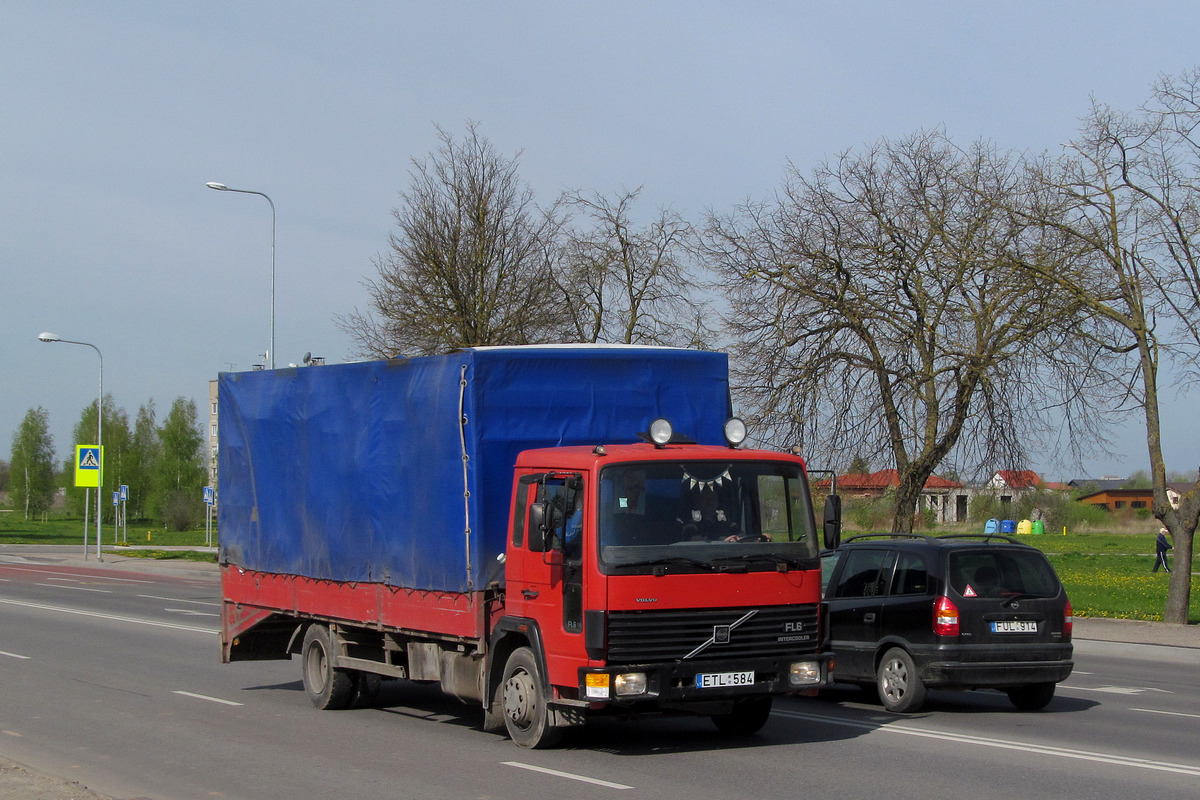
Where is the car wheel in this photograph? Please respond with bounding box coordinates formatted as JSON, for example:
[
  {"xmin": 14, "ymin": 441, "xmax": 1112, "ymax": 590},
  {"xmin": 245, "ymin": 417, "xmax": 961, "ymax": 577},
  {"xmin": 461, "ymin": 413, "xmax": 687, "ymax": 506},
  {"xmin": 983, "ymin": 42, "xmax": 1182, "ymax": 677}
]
[
  {"xmin": 1006, "ymin": 682, "xmax": 1056, "ymax": 711},
  {"xmin": 301, "ymin": 624, "xmax": 355, "ymax": 710},
  {"xmin": 877, "ymin": 647, "xmax": 926, "ymax": 713},
  {"xmin": 711, "ymin": 697, "xmax": 773, "ymax": 736}
]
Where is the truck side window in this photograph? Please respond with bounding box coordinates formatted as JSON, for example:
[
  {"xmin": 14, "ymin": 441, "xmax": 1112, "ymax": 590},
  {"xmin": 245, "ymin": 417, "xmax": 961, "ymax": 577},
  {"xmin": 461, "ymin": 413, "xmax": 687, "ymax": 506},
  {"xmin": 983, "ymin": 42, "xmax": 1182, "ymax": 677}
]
[{"xmin": 511, "ymin": 477, "xmax": 535, "ymax": 548}]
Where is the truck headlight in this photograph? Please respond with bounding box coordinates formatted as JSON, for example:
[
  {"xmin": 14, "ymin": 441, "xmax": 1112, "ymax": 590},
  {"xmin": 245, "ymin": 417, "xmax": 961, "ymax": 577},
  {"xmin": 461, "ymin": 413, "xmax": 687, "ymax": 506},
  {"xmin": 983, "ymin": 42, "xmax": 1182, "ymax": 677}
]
[
  {"xmin": 788, "ymin": 661, "xmax": 822, "ymax": 686},
  {"xmin": 614, "ymin": 672, "xmax": 648, "ymax": 696}
]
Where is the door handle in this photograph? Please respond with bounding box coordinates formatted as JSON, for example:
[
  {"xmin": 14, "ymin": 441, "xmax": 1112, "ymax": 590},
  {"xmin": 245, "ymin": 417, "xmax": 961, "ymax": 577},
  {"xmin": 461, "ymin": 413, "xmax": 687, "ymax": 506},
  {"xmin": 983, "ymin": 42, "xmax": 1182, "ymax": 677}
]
[
  {"xmin": 863, "ymin": 612, "xmax": 876, "ymax": 623},
  {"xmin": 522, "ymin": 589, "xmax": 539, "ymax": 599}
]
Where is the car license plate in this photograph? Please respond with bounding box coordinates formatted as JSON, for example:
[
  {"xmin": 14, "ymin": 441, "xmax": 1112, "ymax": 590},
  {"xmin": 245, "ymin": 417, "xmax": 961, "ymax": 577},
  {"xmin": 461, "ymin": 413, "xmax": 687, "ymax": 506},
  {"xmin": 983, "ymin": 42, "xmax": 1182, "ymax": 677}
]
[
  {"xmin": 991, "ymin": 620, "xmax": 1037, "ymax": 633},
  {"xmin": 695, "ymin": 670, "xmax": 755, "ymax": 688}
]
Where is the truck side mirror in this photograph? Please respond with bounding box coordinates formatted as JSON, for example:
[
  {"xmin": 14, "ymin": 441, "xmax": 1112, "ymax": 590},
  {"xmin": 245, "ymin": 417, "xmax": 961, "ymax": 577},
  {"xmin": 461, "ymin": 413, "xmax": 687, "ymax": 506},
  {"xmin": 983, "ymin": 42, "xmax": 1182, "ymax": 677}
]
[
  {"xmin": 823, "ymin": 494, "xmax": 842, "ymax": 550},
  {"xmin": 527, "ymin": 502, "xmax": 548, "ymax": 552}
]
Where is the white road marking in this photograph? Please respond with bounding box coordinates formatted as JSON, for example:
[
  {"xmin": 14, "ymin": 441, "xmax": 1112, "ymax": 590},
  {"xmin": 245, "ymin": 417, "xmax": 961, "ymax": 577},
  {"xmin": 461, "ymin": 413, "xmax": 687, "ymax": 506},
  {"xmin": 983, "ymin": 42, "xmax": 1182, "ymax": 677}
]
[
  {"xmin": 503, "ymin": 761, "xmax": 633, "ymax": 790},
  {"xmin": 3, "ymin": 566, "xmax": 153, "ymax": 584},
  {"xmin": 774, "ymin": 709, "xmax": 1200, "ymax": 776},
  {"xmin": 1065, "ymin": 685, "xmax": 1172, "ymax": 695},
  {"xmin": 0, "ymin": 650, "xmax": 31, "ymax": 660},
  {"xmin": 35, "ymin": 583, "xmax": 112, "ymax": 594},
  {"xmin": 0, "ymin": 598, "xmax": 218, "ymax": 634},
  {"xmin": 1133, "ymin": 707, "xmax": 1200, "ymax": 719},
  {"xmin": 173, "ymin": 691, "xmax": 243, "ymax": 706},
  {"xmin": 137, "ymin": 594, "xmax": 220, "ymax": 607}
]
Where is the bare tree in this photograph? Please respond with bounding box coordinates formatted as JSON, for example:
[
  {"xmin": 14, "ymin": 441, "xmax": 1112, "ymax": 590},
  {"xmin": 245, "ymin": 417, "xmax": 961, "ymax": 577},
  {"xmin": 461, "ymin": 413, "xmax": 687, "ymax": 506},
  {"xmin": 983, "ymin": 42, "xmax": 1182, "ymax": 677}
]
[
  {"xmin": 553, "ymin": 188, "xmax": 711, "ymax": 347},
  {"xmin": 1023, "ymin": 69, "xmax": 1200, "ymax": 623},
  {"xmin": 339, "ymin": 123, "xmax": 567, "ymax": 357},
  {"xmin": 705, "ymin": 130, "xmax": 1103, "ymax": 534}
]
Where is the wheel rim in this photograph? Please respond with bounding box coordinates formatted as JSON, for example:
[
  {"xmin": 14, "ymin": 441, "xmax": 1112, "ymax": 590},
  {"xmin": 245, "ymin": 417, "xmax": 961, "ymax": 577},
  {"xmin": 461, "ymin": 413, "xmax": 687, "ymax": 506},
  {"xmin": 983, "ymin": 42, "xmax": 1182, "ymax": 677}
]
[
  {"xmin": 881, "ymin": 657, "xmax": 908, "ymax": 704},
  {"xmin": 306, "ymin": 642, "xmax": 328, "ymax": 694},
  {"xmin": 503, "ymin": 667, "xmax": 536, "ymax": 729}
]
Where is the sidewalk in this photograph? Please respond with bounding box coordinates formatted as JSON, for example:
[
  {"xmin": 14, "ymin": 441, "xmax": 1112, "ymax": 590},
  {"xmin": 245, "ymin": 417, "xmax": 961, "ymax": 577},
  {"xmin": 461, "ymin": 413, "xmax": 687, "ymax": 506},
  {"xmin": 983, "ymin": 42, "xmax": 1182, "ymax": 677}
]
[
  {"xmin": 1071, "ymin": 615, "xmax": 1200, "ymax": 649},
  {"xmin": 0, "ymin": 543, "xmax": 218, "ymax": 578}
]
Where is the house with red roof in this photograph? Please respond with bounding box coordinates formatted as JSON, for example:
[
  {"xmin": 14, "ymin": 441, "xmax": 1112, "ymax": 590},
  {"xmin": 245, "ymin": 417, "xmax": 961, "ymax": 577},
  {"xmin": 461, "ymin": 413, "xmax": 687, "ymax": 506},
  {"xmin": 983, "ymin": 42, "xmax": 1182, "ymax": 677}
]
[{"xmin": 824, "ymin": 469, "xmax": 967, "ymax": 523}]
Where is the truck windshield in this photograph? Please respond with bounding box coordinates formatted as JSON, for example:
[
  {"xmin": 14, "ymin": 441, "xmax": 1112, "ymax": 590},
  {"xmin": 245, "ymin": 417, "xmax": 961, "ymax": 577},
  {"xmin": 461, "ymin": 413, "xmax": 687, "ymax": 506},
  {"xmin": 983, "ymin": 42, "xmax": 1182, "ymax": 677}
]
[{"xmin": 598, "ymin": 461, "xmax": 819, "ymax": 573}]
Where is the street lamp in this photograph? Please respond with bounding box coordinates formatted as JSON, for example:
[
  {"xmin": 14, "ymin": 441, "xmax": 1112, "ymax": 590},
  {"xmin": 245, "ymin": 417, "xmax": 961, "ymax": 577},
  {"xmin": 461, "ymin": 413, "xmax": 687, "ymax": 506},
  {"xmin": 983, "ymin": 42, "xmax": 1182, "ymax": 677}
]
[
  {"xmin": 206, "ymin": 181, "xmax": 277, "ymax": 370},
  {"xmin": 37, "ymin": 332, "xmax": 104, "ymax": 562}
]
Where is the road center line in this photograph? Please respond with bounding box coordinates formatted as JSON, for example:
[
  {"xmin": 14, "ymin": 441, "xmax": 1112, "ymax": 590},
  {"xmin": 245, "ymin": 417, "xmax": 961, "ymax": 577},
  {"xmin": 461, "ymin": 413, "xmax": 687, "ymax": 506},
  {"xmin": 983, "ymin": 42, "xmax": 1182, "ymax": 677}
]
[
  {"xmin": 0, "ymin": 598, "xmax": 218, "ymax": 634},
  {"xmin": 773, "ymin": 710, "xmax": 1200, "ymax": 777},
  {"xmin": 137, "ymin": 594, "xmax": 220, "ymax": 607},
  {"xmin": 0, "ymin": 650, "xmax": 31, "ymax": 660},
  {"xmin": 502, "ymin": 761, "xmax": 633, "ymax": 790},
  {"xmin": 35, "ymin": 583, "xmax": 112, "ymax": 594},
  {"xmin": 173, "ymin": 690, "xmax": 243, "ymax": 706},
  {"xmin": 2, "ymin": 566, "xmax": 154, "ymax": 584}
]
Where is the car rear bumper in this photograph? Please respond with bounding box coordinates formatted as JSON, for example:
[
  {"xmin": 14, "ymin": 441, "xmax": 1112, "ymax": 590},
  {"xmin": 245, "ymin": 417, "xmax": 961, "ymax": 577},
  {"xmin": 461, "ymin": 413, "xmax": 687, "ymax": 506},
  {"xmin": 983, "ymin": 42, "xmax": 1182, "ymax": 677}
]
[{"xmin": 920, "ymin": 658, "xmax": 1074, "ymax": 688}]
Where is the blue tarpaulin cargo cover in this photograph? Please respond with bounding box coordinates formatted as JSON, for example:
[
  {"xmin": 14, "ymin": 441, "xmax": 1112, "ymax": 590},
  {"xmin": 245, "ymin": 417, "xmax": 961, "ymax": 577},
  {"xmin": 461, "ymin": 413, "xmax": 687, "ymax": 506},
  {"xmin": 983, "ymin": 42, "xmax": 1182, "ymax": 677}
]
[{"xmin": 218, "ymin": 345, "xmax": 731, "ymax": 592}]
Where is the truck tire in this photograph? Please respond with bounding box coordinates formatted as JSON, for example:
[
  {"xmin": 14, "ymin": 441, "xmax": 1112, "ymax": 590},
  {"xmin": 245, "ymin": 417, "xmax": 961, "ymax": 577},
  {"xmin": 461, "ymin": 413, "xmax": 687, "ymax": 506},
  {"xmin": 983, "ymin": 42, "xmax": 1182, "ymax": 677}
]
[
  {"xmin": 353, "ymin": 672, "xmax": 383, "ymax": 707},
  {"xmin": 302, "ymin": 624, "xmax": 355, "ymax": 710},
  {"xmin": 877, "ymin": 647, "xmax": 926, "ymax": 713},
  {"xmin": 711, "ymin": 696, "xmax": 773, "ymax": 736},
  {"xmin": 1006, "ymin": 682, "xmax": 1056, "ymax": 711},
  {"xmin": 500, "ymin": 647, "xmax": 562, "ymax": 748}
]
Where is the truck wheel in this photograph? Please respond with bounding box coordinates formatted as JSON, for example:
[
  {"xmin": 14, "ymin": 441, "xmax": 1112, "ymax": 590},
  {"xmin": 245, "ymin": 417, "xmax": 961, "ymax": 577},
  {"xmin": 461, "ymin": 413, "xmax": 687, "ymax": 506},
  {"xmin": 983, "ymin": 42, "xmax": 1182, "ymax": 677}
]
[
  {"xmin": 711, "ymin": 697, "xmax": 773, "ymax": 736},
  {"xmin": 877, "ymin": 647, "xmax": 926, "ymax": 713},
  {"xmin": 302, "ymin": 624, "xmax": 354, "ymax": 710},
  {"xmin": 353, "ymin": 672, "xmax": 383, "ymax": 707},
  {"xmin": 501, "ymin": 647, "xmax": 562, "ymax": 748},
  {"xmin": 1006, "ymin": 682, "xmax": 1056, "ymax": 711}
]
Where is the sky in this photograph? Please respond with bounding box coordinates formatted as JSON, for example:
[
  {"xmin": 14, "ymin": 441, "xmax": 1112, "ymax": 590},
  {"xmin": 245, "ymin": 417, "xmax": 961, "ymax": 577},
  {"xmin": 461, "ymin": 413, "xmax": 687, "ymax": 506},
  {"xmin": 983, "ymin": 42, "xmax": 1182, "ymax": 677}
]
[{"xmin": 4, "ymin": 1, "xmax": 1199, "ymax": 482}]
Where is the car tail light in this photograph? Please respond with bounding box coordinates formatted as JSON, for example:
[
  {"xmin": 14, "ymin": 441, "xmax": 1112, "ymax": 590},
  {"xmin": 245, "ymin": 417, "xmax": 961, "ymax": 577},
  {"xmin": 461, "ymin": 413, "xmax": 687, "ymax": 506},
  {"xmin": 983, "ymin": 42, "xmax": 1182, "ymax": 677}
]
[
  {"xmin": 934, "ymin": 595, "xmax": 959, "ymax": 637},
  {"xmin": 1063, "ymin": 598, "xmax": 1073, "ymax": 639}
]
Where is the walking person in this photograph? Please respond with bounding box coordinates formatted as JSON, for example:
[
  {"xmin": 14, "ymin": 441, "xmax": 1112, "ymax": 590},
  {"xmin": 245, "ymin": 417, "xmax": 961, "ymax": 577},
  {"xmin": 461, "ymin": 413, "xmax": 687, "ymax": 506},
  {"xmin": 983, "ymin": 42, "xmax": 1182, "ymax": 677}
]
[{"xmin": 1153, "ymin": 528, "xmax": 1172, "ymax": 573}]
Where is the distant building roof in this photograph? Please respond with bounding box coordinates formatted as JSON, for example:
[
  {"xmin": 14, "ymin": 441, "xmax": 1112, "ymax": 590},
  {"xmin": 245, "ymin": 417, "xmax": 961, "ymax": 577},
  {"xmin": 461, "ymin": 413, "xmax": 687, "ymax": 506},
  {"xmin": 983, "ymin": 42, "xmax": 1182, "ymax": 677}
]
[
  {"xmin": 993, "ymin": 470, "xmax": 1043, "ymax": 490},
  {"xmin": 830, "ymin": 469, "xmax": 962, "ymax": 492},
  {"xmin": 1068, "ymin": 478, "xmax": 1128, "ymax": 492}
]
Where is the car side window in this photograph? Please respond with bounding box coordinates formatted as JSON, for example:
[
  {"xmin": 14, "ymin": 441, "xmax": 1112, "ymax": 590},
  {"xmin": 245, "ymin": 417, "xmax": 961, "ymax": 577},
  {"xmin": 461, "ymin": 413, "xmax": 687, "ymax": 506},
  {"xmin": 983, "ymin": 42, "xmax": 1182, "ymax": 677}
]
[
  {"xmin": 833, "ymin": 549, "xmax": 890, "ymax": 598},
  {"xmin": 890, "ymin": 551, "xmax": 930, "ymax": 595}
]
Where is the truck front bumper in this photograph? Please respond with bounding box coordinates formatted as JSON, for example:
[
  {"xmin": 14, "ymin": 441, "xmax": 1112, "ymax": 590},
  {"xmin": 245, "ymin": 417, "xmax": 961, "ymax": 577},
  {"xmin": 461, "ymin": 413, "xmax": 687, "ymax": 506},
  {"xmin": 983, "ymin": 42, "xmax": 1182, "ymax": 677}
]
[{"xmin": 579, "ymin": 653, "xmax": 833, "ymax": 705}]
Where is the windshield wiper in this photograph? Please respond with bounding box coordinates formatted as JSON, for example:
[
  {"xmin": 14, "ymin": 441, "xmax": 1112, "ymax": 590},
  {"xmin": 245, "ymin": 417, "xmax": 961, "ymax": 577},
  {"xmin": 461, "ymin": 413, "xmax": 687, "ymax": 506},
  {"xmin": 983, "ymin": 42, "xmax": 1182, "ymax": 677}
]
[
  {"xmin": 1001, "ymin": 593, "xmax": 1048, "ymax": 607},
  {"xmin": 712, "ymin": 553, "xmax": 809, "ymax": 571},
  {"xmin": 623, "ymin": 556, "xmax": 715, "ymax": 575}
]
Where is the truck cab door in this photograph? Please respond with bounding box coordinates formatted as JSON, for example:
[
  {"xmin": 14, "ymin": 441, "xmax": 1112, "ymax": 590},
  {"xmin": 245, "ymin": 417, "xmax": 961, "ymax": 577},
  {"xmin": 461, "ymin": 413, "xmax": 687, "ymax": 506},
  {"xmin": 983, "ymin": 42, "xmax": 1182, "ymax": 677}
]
[{"xmin": 507, "ymin": 473, "xmax": 586, "ymax": 638}]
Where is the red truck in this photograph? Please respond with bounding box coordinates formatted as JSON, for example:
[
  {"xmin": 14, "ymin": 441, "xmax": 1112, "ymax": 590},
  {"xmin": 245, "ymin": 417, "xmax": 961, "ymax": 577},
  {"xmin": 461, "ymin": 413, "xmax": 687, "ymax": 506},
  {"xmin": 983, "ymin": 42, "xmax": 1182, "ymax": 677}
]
[{"xmin": 219, "ymin": 346, "xmax": 834, "ymax": 747}]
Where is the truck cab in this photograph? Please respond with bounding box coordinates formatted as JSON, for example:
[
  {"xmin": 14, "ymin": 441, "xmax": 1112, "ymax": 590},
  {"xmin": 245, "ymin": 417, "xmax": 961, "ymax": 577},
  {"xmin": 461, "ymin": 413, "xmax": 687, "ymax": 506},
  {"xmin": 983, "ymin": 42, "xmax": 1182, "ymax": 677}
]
[{"xmin": 496, "ymin": 419, "xmax": 830, "ymax": 746}]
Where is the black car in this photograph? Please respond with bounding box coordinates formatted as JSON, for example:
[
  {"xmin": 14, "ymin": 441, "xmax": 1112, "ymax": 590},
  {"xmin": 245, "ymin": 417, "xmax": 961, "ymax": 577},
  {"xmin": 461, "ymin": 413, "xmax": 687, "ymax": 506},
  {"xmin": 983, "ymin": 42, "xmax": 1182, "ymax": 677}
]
[{"xmin": 822, "ymin": 533, "xmax": 1073, "ymax": 713}]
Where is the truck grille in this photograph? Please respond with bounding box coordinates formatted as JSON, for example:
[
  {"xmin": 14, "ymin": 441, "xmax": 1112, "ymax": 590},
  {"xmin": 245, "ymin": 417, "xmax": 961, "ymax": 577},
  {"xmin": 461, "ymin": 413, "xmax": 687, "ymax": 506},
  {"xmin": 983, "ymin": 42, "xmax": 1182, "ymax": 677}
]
[{"xmin": 606, "ymin": 605, "xmax": 820, "ymax": 662}]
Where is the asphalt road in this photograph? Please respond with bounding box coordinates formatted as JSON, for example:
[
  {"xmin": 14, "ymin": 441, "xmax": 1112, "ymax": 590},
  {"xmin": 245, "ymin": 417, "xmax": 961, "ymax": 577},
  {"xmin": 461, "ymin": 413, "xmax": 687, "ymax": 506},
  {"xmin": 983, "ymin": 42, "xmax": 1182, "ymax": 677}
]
[{"xmin": 2, "ymin": 547, "xmax": 1199, "ymax": 800}]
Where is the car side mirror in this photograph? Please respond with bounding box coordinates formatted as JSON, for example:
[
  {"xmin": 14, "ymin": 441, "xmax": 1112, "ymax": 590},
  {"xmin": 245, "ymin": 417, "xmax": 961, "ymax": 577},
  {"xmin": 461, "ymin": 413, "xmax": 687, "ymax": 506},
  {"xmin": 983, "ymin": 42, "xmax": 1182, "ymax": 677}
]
[{"xmin": 823, "ymin": 494, "xmax": 842, "ymax": 550}]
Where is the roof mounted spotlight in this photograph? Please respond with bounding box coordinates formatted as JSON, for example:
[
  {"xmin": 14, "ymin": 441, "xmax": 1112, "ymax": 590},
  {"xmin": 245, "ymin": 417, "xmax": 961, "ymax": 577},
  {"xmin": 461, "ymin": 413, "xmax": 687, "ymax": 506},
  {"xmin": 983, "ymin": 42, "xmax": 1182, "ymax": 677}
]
[
  {"xmin": 648, "ymin": 418, "xmax": 674, "ymax": 447},
  {"xmin": 723, "ymin": 417, "xmax": 747, "ymax": 448},
  {"xmin": 790, "ymin": 445, "xmax": 803, "ymax": 456}
]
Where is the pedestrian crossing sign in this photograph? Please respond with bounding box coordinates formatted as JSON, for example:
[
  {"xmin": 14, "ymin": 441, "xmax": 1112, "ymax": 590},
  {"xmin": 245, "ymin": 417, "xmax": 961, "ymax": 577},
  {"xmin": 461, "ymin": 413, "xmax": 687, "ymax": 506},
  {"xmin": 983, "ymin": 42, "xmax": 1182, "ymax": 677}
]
[{"xmin": 75, "ymin": 445, "xmax": 103, "ymax": 488}]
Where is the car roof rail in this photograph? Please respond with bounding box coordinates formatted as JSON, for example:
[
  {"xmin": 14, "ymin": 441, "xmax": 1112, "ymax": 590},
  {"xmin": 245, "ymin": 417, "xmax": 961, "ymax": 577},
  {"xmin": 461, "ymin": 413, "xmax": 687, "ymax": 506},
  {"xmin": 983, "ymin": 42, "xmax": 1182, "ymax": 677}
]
[
  {"xmin": 937, "ymin": 533, "xmax": 1026, "ymax": 545},
  {"xmin": 840, "ymin": 533, "xmax": 937, "ymax": 545}
]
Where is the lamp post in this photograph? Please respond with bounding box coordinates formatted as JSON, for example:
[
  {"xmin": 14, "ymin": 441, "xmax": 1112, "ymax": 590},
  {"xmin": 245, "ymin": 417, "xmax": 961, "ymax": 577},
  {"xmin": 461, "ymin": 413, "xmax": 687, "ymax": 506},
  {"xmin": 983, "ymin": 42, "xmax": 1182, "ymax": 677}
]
[
  {"xmin": 206, "ymin": 182, "xmax": 276, "ymax": 369},
  {"xmin": 38, "ymin": 332, "xmax": 104, "ymax": 562}
]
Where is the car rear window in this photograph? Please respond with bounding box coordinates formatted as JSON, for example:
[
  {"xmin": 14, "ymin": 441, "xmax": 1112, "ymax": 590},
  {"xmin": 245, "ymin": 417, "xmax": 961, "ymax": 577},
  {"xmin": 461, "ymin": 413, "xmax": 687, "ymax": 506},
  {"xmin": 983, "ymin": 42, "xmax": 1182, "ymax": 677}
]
[{"xmin": 949, "ymin": 549, "xmax": 1060, "ymax": 598}]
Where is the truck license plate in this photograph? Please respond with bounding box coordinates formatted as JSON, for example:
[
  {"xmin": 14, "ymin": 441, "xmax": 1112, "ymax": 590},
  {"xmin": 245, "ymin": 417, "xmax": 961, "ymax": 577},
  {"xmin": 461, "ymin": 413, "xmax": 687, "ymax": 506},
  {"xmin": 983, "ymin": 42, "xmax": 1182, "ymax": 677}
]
[
  {"xmin": 991, "ymin": 620, "xmax": 1037, "ymax": 633},
  {"xmin": 695, "ymin": 670, "xmax": 755, "ymax": 688}
]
